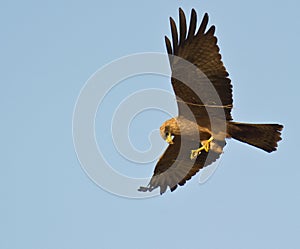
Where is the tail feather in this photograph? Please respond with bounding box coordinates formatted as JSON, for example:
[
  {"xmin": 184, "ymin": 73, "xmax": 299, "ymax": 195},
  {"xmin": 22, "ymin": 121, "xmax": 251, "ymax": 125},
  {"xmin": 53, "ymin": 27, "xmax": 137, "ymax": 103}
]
[{"xmin": 227, "ymin": 122, "xmax": 283, "ymax": 153}]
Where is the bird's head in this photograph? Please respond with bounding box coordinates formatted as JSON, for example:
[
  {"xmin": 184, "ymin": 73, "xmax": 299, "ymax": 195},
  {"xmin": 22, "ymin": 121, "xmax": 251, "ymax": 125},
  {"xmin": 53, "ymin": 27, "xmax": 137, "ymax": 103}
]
[{"xmin": 160, "ymin": 118, "xmax": 180, "ymax": 144}]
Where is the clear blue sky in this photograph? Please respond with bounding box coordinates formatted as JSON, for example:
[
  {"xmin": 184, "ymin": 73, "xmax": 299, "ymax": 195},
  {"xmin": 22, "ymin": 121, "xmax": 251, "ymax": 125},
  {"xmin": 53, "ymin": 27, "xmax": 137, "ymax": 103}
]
[{"xmin": 1, "ymin": 0, "xmax": 299, "ymax": 248}]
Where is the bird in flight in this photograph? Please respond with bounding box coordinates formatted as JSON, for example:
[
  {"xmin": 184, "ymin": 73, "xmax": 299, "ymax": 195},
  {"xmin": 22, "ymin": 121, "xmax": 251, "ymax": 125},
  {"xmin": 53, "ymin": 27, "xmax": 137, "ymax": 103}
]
[{"xmin": 138, "ymin": 8, "xmax": 283, "ymax": 194}]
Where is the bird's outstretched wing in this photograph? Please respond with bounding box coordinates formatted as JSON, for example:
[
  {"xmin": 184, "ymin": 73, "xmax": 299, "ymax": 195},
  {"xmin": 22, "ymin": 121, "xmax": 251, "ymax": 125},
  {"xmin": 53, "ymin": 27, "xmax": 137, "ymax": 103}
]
[
  {"xmin": 138, "ymin": 9, "xmax": 231, "ymax": 194},
  {"xmin": 139, "ymin": 137, "xmax": 226, "ymax": 194},
  {"xmin": 165, "ymin": 8, "xmax": 233, "ymax": 125}
]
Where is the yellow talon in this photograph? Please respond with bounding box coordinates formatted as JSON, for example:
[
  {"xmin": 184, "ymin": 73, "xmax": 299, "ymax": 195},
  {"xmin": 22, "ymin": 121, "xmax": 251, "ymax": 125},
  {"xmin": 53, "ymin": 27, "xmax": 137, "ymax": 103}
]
[
  {"xmin": 166, "ymin": 133, "xmax": 174, "ymax": 144},
  {"xmin": 190, "ymin": 149, "xmax": 200, "ymax": 160},
  {"xmin": 190, "ymin": 136, "xmax": 214, "ymax": 160}
]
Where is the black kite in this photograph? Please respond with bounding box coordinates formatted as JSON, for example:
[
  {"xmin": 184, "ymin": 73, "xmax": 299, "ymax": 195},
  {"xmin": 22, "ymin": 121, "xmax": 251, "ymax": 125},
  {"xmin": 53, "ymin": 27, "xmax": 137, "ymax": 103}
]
[{"xmin": 138, "ymin": 9, "xmax": 283, "ymax": 194}]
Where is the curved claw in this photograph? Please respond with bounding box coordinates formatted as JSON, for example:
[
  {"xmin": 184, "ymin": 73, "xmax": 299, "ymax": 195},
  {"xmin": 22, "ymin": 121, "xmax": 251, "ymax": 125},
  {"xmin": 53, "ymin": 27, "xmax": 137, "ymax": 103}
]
[
  {"xmin": 190, "ymin": 149, "xmax": 200, "ymax": 160},
  {"xmin": 190, "ymin": 136, "xmax": 214, "ymax": 160},
  {"xmin": 202, "ymin": 142, "xmax": 210, "ymax": 152},
  {"xmin": 166, "ymin": 133, "xmax": 174, "ymax": 144}
]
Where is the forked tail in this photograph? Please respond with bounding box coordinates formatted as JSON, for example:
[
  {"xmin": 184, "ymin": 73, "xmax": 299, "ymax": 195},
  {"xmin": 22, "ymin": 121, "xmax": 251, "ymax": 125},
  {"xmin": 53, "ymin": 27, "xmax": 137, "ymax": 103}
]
[{"xmin": 227, "ymin": 122, "xmax": 283, "ymax": 152}]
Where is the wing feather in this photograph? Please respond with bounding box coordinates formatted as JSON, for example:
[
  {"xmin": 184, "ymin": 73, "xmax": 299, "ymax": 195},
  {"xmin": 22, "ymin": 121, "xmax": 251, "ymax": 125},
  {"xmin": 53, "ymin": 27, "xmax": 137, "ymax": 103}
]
[
  {"xmin": 196, "ymin": 13, "xmax": 209, "ymax": 36},
  {"xmin": 165, "ymin": 36, "xmax": 172, "ymax": 55},
  {"xmin": 168, "ymin": 9, "xmax": 233, "ymax": 123},
  {"xmin": 170, "ymin": 17, "xmax": 179, "ymax": 55},
  {"xmin": 179, "ymin": 8, "xmax": 187, "ymax": 46},
  {"xmin": 138, "ymin": 137, "xmax": 225, "ymax": 194},
  {"xmin": 187, "ymin": 9, "xmax": 197, "ymax": 39}
]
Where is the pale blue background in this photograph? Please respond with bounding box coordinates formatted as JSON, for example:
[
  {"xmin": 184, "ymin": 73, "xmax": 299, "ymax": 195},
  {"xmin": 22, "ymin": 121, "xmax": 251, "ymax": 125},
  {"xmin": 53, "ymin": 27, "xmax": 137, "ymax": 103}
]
[{"xmin": 1, "ymin": 0, "xmax": 299, "ymax": 248}]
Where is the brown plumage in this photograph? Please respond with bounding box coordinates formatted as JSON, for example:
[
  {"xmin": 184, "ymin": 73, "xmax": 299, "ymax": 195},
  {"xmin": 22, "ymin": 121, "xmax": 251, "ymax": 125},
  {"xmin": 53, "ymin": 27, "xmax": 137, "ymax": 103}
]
[{"xmin": 138, "ymin": 8, "xmax": 283, "ymax": 195}]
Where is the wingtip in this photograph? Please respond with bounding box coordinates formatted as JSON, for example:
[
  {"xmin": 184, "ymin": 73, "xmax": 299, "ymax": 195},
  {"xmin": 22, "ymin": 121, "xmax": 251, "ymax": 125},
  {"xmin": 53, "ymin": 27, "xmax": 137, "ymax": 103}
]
[
  {"xmin": 169, "ymin": 16, "xmax": 179, "ymax": 54},
  {"xmin": 137, "ymin": 186, "xmax": 148, "ymax": 192},
  {"xmin": 169, "ymin": 16, "xmax": 176, "ymax": 29},
  {"xmin": 164, "ymin": 35, "xmax": 172, "ymax": 55},
  {"xmin": 203, "ymin": 13, "xmax": 209, "ymax": 25},
  {"xmin": 196, "ymin": 12, "xmax": 210, "ymax": 36},
  {"xmin": 278, "ymin": 124, "xmax": 284, "ymax": 131},
  {"xmin": 187, "ymin": 9, "xmax": 197, "ymax": 39},
  {"xmin": 170, "ymin": 185, "xmax": 178, "ymax": 192},
  {"xmin": 207, "ymin": 25, "xmax": 216, "ymax": 35},
  {"xmin": 204, "ymin": 13, "xmax": 209, "ymax": 22},
  {"xmin": 179, "ymin": 7, "xmax": 184, "ymax": 18}
]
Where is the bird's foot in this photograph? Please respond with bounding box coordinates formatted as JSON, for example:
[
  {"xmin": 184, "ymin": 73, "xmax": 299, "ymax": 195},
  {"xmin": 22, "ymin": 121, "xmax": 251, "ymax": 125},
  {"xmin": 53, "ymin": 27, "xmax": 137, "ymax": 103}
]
[
  {"xmin": 190, "ymin": 136, "xmax": 214, "ymax": 159},
  {"xmin": 165, "ymin": 133, "xmax": 174, "ymax": 144}
]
